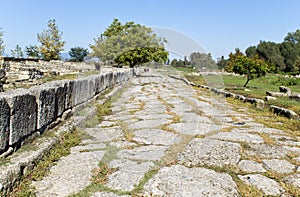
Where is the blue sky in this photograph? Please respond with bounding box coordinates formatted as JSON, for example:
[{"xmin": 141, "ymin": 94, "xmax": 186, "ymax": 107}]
[{"xmin": 1, "ymin": 0, "xmax": 299, "ymax": 59}]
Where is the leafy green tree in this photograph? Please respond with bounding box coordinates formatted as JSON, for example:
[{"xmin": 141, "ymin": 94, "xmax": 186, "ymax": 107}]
[
  {"xmin": 90, "ymin": 19, "xmax": 168, "ymax": 67},
  {"xmin": 245, "ymin": 46, "xmax": 257, "ymax": 58},
  {"xmin": 280, "ymin": 41, "xmax": 300, "ymax": 72},
  {"xmin": 284, "ymin": 29, "xmax": 300, "ymax": 44},
  {"xmin": 217, "ymin": 56, "xmax": 227, "ymax": 69},
  {"xmin": 68, "ymin": 47, "xmax": 88, "ymax": 62},
  {"xmin": 256, "ymin": 41, "xmax": 285, "ymax": 72},
  {"xmin": 11, "ymin": 45, "xmax": 23, "ymax": 58},
  {"xmin": 0, "ymin": 29, "xmax": 5, "ymax": 56},
  {"xmin": 25, "ymin": 45, "xmax": 40, "ymax": 58},
  {"xmin": 227, "ymin": 51, "xmax": 269, "ymax": 87},
  {"xmin": 37, "ymin": 19, "xmax": 65, "ymax": 60},
  {"xmin": 190, "ymin": 52, "xmax": 216, "ymax": 70}
]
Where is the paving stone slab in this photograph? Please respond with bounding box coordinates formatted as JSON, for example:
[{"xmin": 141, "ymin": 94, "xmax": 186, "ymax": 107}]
[
  {"xmin": 84, "ymin": 127, "xmax": 124, "ymax": 142},
  {"xmin": 238, "ymin": 174, "xmax": 285, "ymax": 196},
  {"xmin": 238, "ymin": 160, "xmax": 266, "ymax": 173},
  {"xmin": 208, "ymin": 131, "xmax": 264, "ymax": 144},
  {"xmin": 32, "ymin": 150, "xmax": 105, "ymax": 197},
  {"xmin": 128, "ymin": 119, "xmax": 169, "ymax": 130},
  {"xmin": 180, "ymin": 112, "xmax": 213, "ymax": 123},
  {"xmin": 244, "ymin": 144, "xmax": 291, "ymax": 159},
  {"xmin": 178, "ymin": 138, "xmax": 241, "ymax": 167},
  {"xmin": 143, "ymin": 165, "xmax": 240, "ymax": 196},
  {"xmin": 263, "ymin": 159, "xmax": 295, "ymax": 174},
  {"xmin": 117, "ymin": 145, "xmax": 167, "ymax": 161},
  {"xmin": 133, "ymin": 129, "xmax": 180, "ymax": 146},
  {"xmin": 284, "ymin": 173, "xmax": 300, "ymax": 189},
  {"xmin": 106, "ymin": 160, "xmax": 154, "ymax": 191},
  {"xmin": 169, "ymin": 122, "xmax": 219, "ymax": 136}
]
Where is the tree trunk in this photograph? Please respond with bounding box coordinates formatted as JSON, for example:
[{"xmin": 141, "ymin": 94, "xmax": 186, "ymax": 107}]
[{"xmin": 244, "ymin": 77, "xmax": 250, "ymax": 87}]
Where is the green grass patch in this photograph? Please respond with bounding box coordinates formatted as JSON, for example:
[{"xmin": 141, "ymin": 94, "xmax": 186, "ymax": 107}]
[
  {"xmin": 97, "ymin": 101, "xmax": 112, "ymax": 122},
  {"xmin": 8, "ymin": 127, "xmax": 81, "ymax": 196},
  {"xmin": 186, "ymin": 74, "xmax": 300, "ymax": 115}
]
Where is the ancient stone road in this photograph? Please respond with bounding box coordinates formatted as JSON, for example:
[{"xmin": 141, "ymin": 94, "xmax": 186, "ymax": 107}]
[{"xmin": 32, "ymin": 70, "xmax": 299, "ymax": 196}]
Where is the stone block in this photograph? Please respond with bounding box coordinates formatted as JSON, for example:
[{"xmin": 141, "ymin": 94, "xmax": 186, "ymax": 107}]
[
  {"xmin": 1, "ymin": 89, "xmax": 37, "ymax": 146},
  {"xmin": 266, "ymin": 91, "xmax": 287, "ymax": 97},
  {"xmin": 279, "ymin": 86, "xmax": 291, "ymax": 95},
  {"xmin": 30, "ymin": 85, "xmax": 56, "ymax": 131},
  {"xmin": 0, "ymin": 97, "xmax": 10, "ymax": 154},
  {"xmin": 65, "ymin": 80, "xmax": 74, "ymax": 109},
  {"xmin": 73, "ymin": 78, "xmax": 90, "ymax": 106},
  {"xmin": 47, "ymin": 81, "xmax": 68, "ymax": 117},
  {"xmin": 265, "ymin": 96, "xmax": 277, "ymax": 101},
  {"xmin": 270, "ymin": 105, "xmax": 299, "ymax": 119},
  {"xmin": 289, "ymin": 93, "xmax": 300, "ymax": 101}
]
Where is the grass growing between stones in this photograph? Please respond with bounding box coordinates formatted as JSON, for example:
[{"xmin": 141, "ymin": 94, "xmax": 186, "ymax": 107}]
[
  {"xmin": 8, "ymin": 127, "xmax": 81, "ymax": 197},
  {"xmin": 226, "ymin": 97, "xmax": 300, "ymax": 137},
  {"xmin": 118, "ymin": 121, "xmax": 134, "ymax": 142},
  {"xmin": 97, "ymin": 100, "xmax": 112, "ymax": 123}
]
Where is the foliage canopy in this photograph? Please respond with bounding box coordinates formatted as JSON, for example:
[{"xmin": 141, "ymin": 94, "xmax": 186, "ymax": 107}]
[
  {"xmin": 68, "ymin": 47, "xmax": 88, "ymax": 62},
  {"xmin": 37, "ymin": 19, "xmax": 65, "ymax": 61},
  {"xmin": 90, "ymin": 19, "xmax": 168, "ymax": 67}
]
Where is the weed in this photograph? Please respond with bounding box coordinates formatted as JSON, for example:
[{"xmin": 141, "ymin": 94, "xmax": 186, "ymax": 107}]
[{"xmin": 97, "ymin": 101, "xmax": 112, "ymax": 122}]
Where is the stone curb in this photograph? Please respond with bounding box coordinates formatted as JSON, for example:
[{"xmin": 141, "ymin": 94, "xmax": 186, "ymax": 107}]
[
  {"xmin": 0, "ymin": 78, "xmax": 131, "ymax": 195},
  {"xmin": 169, "ymin": 75, "xmax": 300, "ymax": 120}
]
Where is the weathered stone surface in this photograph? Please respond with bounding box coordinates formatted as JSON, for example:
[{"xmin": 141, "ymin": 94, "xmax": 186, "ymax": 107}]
[
  {"xmin": 84, "ymin": 127, "xmax": 124, "ymax": 142},
  {"xmin": 265, "ymin": 95, "xmax": 277, "ymax": 101},
  {"xmin": 290, "ymin": 93, "xmax": 300, "ymax": 101},
  {"xmin": 208, "ymin": 131, "xmax": 264, "ymax": 144},
  {"xmin": 91, "ymin": 192, "xmax": 130, "ymax": 197},
  {"xmin": 263, "ymin": 159, "xmax": 295, "ymax": 174},
  {"xmin": 32, "ymin": 150, "xmax": 105, "ymax": 197},
  {"xmin": 47, "ymin": 81, "xmax": 68, "ymax": 117},
  {"xmin": 128, "ymin": 119, "xmax": 168, "ymax": 130},
  {"xmin": 238, "ymin": 174, "xmax": 285, "ymax": 196},
  {"xmin": 266, "ymin": 91, "xmax": 287, "ymax": 97},
  {"xmin": 106, "ymin": 160, "xmax": 154, "ymax": 191},
  {"xmin": 279, "ymin": 86, "xmax": 291, "ymax": 95},
  {"xmin": 143, "ymin": 165, "xmax": 240, "ymax": 196},
  {"xmin": 1, "ymin": 89, "xmax": 37, "ymax": 146},
  {"xmin": 73, "ymin": 78, "xmax": 91, "ymax": 106},
  {"xmin": 118, "ymin": 145, "xmax": 167, "ymax": 161},
  {"xmin": 238, "ymin": 160, "xmax": 266, "ymax": 173},
  {"xmin": 133, "ymin": 129, "xmax": 180, "ymax": 145},
  {"xmin": 244, "ymin": 144, "xmax": 291, "ymax": 159},
  {"xmin": 0, "ymin": 97, "xmax": 10, "ymax": 154},
  {"xmin": 30, "ymin": 85, "xmax": 56, "ymax": 131},
  {"xmin": 178, "ymin": 139, "xmax": 241, "ymax": 167},
  {"xmin": 270, "ymin": 105, "xmax": 299, "ymax": 119},
  {"xmin": 169, "ymin": 122, "xmax": 218, "ymax": 135},
  {"xmin": 284, "ymin": 174, "xmax": 300, "ymax": 189}
]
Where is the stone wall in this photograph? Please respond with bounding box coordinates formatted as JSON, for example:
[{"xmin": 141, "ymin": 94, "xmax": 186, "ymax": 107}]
[
  {"xmin": 0, "ymin": 68, "xmax": 134, "ymax": 155},
  {"xmin": 0, "ymin": 57, "xmax": 97, "ymax": 82}
]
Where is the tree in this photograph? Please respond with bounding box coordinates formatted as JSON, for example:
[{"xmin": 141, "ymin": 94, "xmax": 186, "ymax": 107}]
[
  {"xmin": 227, "ymin": 51, "xmax": 269, "ymax": 87},
  {"xmin": 37, "ymin": 19, "xmax": 65, "ymax": 60},
  {"xmin": 280, "ymin": 41, "xmax": 300, "ymax": 72},
  {"xmin": 0, "ymin": 29, "xmax": 4, "ymax": 56},
  {"xmin": 90, "ymin": 18, "xmax": 168, "ymax": 67},
  {"xmin": 245, "ymin": 45, "xmax": 257, "ymax": 58},
  {"xmin": 284, "ymin": 29, "xmax": 300, "ymax": 44},
  {"xmin": 25, "ymin": 45, "xmax": 40, "ymax": 58},
  {"xmin": 11, "ymin": 45, "xmax": 23, "ymax": 58},
  {"xmin": 217, "ymin": 56, "xmax": 227, "ymax": 69},
  {"xmin": 256, "ymin": 41, "xmax": 285, "ymax": 72},
  {"xmin": 68, "ymin": 47, "xmax": 88, "ymax": 62},
  {"xmin": 190, "ymin": 52, "xmax": 216, "ymax": 70}
]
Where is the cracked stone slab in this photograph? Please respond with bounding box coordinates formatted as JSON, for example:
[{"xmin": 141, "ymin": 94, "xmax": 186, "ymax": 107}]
[
  {"xmin": 271, "ymin": 135, "xmax": 300, "ymax": 147},
  {"xmin": 180, "ymin": 112, "xmax": 213, "ymax": 123},
  {"xmin": 32, "ymin": 150, "xmax": 105, "ymax": 197},
  {"xmin": 169, "ymin": 122, "xmax": 220, "ymax": 136},
  {"xmin": 244, "ymin": 144, "xmax": 291, "ymax": 159},
  {"xmin": 238, "ymin": 160, "xmax": 266, "ymax": 173},
  {"xmin": 178, "ymin": 138, "xmax": 241, "ymax": 167},
  {"xmin": 143, "ymin": 165, "xmax": 240, "ymax": 196},
  {"xmin": 133, "ymin": 129, "xmax": 181, "ymax": 145},
  {"xmin": 238, "ymin": 174, "xmax": 285, "ymax": 196},
  {"xmin": 128, "ymin": 119, "xmax": 169, "ymax": 130},
  {"xmin": 208, "ymin": 131, "xmax": 264, "ymax": 144},
  {"xmin": 284, "ymin": 173, "xmax": 300, "ymax": 189},
  {"xmin": 84, "ymin": 127, "xmax": 124, "ymax": 142},
  {"xmin": 117, "ymin": 145, "xmax": 167, "ymax": 161},
  {"xmin": 262, "ymin": 159, "xmax": 295, "ymax": 174},
  {"xmin": 105, "ymin": 160, "xmax": 154, "ymax": 191}
]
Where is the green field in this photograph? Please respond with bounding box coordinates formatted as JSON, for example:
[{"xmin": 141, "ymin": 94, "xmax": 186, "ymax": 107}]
[{"xmin": 185, "ymin": 73, "xmax": 300, "ymax": 115}]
